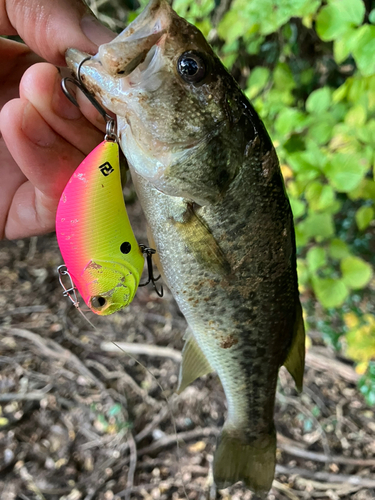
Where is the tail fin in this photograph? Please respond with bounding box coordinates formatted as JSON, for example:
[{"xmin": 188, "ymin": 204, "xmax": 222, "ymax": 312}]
[{"xmin": 213, "ymin": 427, "xmax": 276, "ymax": 498}]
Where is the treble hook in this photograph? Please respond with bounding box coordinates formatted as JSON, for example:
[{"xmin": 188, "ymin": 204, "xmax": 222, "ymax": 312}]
[
  {"xmin": 61, "ymin": 56, "xmax": 116, "ymax": 141},
  {"xmin": 139, "ymin": 245, "xmax": 164, "ymax": 297}
]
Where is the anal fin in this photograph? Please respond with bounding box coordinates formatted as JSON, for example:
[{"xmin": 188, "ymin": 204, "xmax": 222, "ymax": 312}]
[
  {"xmin": 284, "ymin": 299, "xmax": 305, "ymax": 392},
  {"xmin": 176, "ymin": 328, "xmax": 213, "ymax": 394}
]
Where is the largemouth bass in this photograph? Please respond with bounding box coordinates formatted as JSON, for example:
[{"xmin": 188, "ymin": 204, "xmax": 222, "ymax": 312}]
[{"xmin": 66, "ymin": 0, "xmax": 305, "ymax": 495}]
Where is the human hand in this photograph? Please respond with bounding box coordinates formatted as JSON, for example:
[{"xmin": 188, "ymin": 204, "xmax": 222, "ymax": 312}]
[{"xmin": 0, "ymin": 0, "xmax": 115, "ymax": 240}]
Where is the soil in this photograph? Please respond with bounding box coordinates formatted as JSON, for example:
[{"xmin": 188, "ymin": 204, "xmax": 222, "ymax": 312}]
[{"xmin": 0, "ymin": 199, "xmax": 375, "ymax": 500}]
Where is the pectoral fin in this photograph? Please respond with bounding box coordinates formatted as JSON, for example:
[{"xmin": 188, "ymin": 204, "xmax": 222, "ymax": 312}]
[
  {"xmin": 176, "ymin": 328, "xmax": 213, "ymax": 394},
  {"xmin": 284, "ymin": 299, "xmax": 305, "ymax": 392},
  {"xmin": 172, "ymin": 204, "xmax": 230, "ymax": 275}
]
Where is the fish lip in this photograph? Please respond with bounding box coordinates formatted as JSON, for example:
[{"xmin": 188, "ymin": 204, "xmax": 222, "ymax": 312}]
[
  {"xmin": 65, "ymin": 1, "xmax": 173, "ymax": 85},
  {"xmin": 65, "ymin": 48, "xmax": 92, "ymax": 73}
]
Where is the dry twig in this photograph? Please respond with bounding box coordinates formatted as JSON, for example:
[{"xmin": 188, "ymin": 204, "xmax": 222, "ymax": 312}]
[
  {"xmin": 276, "ymin": 464, "xmax": 375, "ymax": 488},
  {"xmin": 85, "ymin": 358, "xmax": 160, "ymax": 408},
  {"xmin": 100, "ymin": 341, "xmax": 182, "ymax": 362},
  {"xmin": 125, "ymin": 433, "xmax": 137, "ymax": 500},
  {"xmin": 305, "ymin": 351, "xmax": 359, "ymax": 384},
  {"xmin": 272, "ymin": 480, "xmax": 302, "ymax": 500},
  {"xmin": 279, "ymin": 442, "xmax": 375, "ymax": 467}
]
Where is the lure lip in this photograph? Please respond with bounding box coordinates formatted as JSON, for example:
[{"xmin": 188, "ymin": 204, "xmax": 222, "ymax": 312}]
[{"xmin": 78, "ymin": 258, "xmax": 141, "ymax": 315}]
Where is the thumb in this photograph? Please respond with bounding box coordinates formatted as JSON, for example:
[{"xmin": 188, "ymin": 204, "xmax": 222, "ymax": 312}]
[{"xmin": 0, "ymin": 0, "xmax": 115, "ymax": 66}]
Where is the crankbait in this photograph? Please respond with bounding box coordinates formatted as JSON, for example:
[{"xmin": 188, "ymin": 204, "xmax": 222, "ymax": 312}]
[{"xmin": 56, "ymin": 60, "xmax": 162, "ymax": 315}]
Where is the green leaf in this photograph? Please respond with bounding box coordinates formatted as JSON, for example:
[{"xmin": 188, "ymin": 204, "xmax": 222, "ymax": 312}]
[
  {"xmin": 174, "ymin": 0, "xmax": 215, "ymax": 20},
  {"xmin": 295, "ymin": 224, "xmax": 308, "ymax": 248},
  {"xmin": 341, "ymin": 256, "xmax": 373, "ymax": 289},
  {"xmin": 246, "ymin": 67, "xmax": 270, "ymax": 99},
  {"xmin": 324, "ymin": 152, "xmax": 369, "ymax": 192},
  {"xmin": 356, "ymin": 120, "xmax": 375, "ymax": 145},
  {"xmin": 296, "ymin": 0, "xmax": 321, "ymax": 17},
  {"xmin": 328, "ymin": 239, "xmax": 350, "ymax": 259},
  {"xmin": 350, "ymin": 25, "xmax": 375, "ymax": 76},
  {"xmin": 316, "ymin": 0, "xmax": 365, "ymax": 41},
  {"xmin": 290, "ymin": 198, "xmax": 306, "ymax": 218},
  {"xmin": 288, "ymin": 152, "xmax": 321, "ymax": 181},
  {"xmin": 218, "ymin": 10, "xmax": 250, "ymax": 44},
  {"xmin": 344, "ymin": 105, "xmax": 367, "ymax": 127},
  {"xmin": 275, "ymin": 108, "xmax": 308, "ymax": 136},
  {"xmin": 334, "ymin": 28, "xmax": 356, "ymax": 64},
  {"xmin": 332, "ymin": 82, "xmax": 349, "ymax": 103},
  {"xmin": 312, "ymin": 277, "xmax": 349, "ymax": 308},
  {"xmin": 349, "ymin": 179, "xmax": 375, "ymax": 200},
  {"xmin": 195, "ymin": 19, "xmax": 212, "ymax": 37},
  {"xmin": 305, "ymin": 182, "xmax": 336, "ymax": 211},
  {"xmin": 370, "ymin": 9, "xmax": 375, "ymax": 24},
  {"xmin": 306, "ymin": 87, "xmax": 332, "ymax": 114},
  {"xmin": 307, "ymin": 246, "xmax": 327, "ymax": 272},
  {"xmin": 355, "ymin": 206, "xmax": 374, "ymax": 230},
  {"xmin": 297, "ymin": 213, "xmax": 335, "ymax": 241},
  {"xmin": 307, "ymin": 119, "xmax": 334, "ymax": 145},
  {"xmin": 273, "ymin": 63, "xmax": 295, "ymax": 91},
  {"xmin": 297, "ymin": 258, "xmax": 310, "ymax": 285}
]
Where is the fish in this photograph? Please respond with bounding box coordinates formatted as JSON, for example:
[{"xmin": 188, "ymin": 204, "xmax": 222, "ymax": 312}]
[
  {"xmin": 56, "ymin": 140, "xmax": 145, "ymax": 315},
  {"xmin": 65, "ymin": 0, "xmax": 305, "ymax": 495}
]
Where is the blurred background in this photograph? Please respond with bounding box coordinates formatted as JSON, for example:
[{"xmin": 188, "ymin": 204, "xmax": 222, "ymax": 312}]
[{"xmin": 1, "ymin": 0, "xmax": 375, "ymax": 499}]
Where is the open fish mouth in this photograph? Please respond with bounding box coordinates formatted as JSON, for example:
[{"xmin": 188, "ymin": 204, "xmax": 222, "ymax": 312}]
[
  {"xmin": 66, "ymin": 40, "xmax": 165, "ymax": 96},
  {"xmin": 66, "ymin": 0, "xmax": 172, "ymax": 85}
]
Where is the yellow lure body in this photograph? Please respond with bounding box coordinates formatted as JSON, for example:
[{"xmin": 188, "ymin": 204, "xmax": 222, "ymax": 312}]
[{"xmin": 56, "ymin": 140, "xmax": 144, "ymax": 315}]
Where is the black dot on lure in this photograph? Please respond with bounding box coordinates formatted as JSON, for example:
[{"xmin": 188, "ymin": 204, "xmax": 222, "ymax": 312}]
[{"xmin": 120, "ymin": 242, "xmax": 131, "ymax": 254}]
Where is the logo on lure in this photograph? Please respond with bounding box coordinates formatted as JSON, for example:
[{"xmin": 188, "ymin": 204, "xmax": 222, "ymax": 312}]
[
  {"xmin": 56, "ymin": 67, "xmax": 163, "ymax": 315},
  {"xmin": 99, "ymin": 161, "xmax": 114, "ymax": 177}
]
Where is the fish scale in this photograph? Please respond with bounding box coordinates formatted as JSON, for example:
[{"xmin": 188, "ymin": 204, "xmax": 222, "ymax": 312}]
[{"xmin": 65, "ymin": 0, "xmax": 305, "ymax": 495}]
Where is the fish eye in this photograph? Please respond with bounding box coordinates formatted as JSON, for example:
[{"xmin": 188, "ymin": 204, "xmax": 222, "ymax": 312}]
[
  {"xmin": 120, "ymin": 242, "xmax": 131, "ymax": 254},
  {"xmin": 177, "ymin": 51, "xmax": 206, "ymax": 84},
  {"xmin": 91, "ymin": 296, "xmax": 107, "ymax": 310}
]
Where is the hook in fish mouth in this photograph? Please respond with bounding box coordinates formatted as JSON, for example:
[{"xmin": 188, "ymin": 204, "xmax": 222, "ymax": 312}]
[
  {"xmin": 66, "ymin": 0, "xmax": 172, "ymax": 80},
  {"xmin": 66, "ymin": 30, "xmax": 165, "ymax": 88}
]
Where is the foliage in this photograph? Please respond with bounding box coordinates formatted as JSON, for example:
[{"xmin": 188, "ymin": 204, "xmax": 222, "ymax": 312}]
[
  {"xmin": 93, "ymin": 0, "xmax": 375, "ymax": 403},
  {"xmin": 359, "ymin": 361, "xmax": 375, "ymax": 406}
]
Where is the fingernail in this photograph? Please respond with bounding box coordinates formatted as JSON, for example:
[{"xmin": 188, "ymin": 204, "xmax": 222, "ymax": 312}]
[
  {"xmin": 52, "ymin": 73, "xmax": 82, "ymax": 120},
  {"xmin": 80, "ymin": 15, "xmax": 116, "ymax": 45},
  {"xmin": 22, "ymin": 102, "xmax": 57, "ymax": 147}
]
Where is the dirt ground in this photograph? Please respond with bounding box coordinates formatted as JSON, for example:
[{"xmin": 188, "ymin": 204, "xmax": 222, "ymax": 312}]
[{"xmin": 0, "ymin": 198, "xmax": 375, "ymax": 500}]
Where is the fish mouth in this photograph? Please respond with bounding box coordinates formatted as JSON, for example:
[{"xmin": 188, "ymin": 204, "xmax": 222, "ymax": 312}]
[{"xmin": 66, "ymin": 0, "xmax": 173, "ymax": 82}]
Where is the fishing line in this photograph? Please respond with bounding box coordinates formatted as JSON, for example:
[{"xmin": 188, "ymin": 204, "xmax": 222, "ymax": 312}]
[
  {"xmin": 76, "ymin": 305, "xmax": 97, "ymax": 330},
  {"xmin": 112, "ymin": 341, "xmax": 189, "ymax": 500},
  {"xmin": 70, "ymin": 304, "xmax": 189, "ymax": 500}
]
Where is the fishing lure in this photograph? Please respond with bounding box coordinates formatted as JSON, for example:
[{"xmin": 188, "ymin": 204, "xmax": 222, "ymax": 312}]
[{"xmin": 56, "ymin": 61, "xmax": 162, "ymax": 315}]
